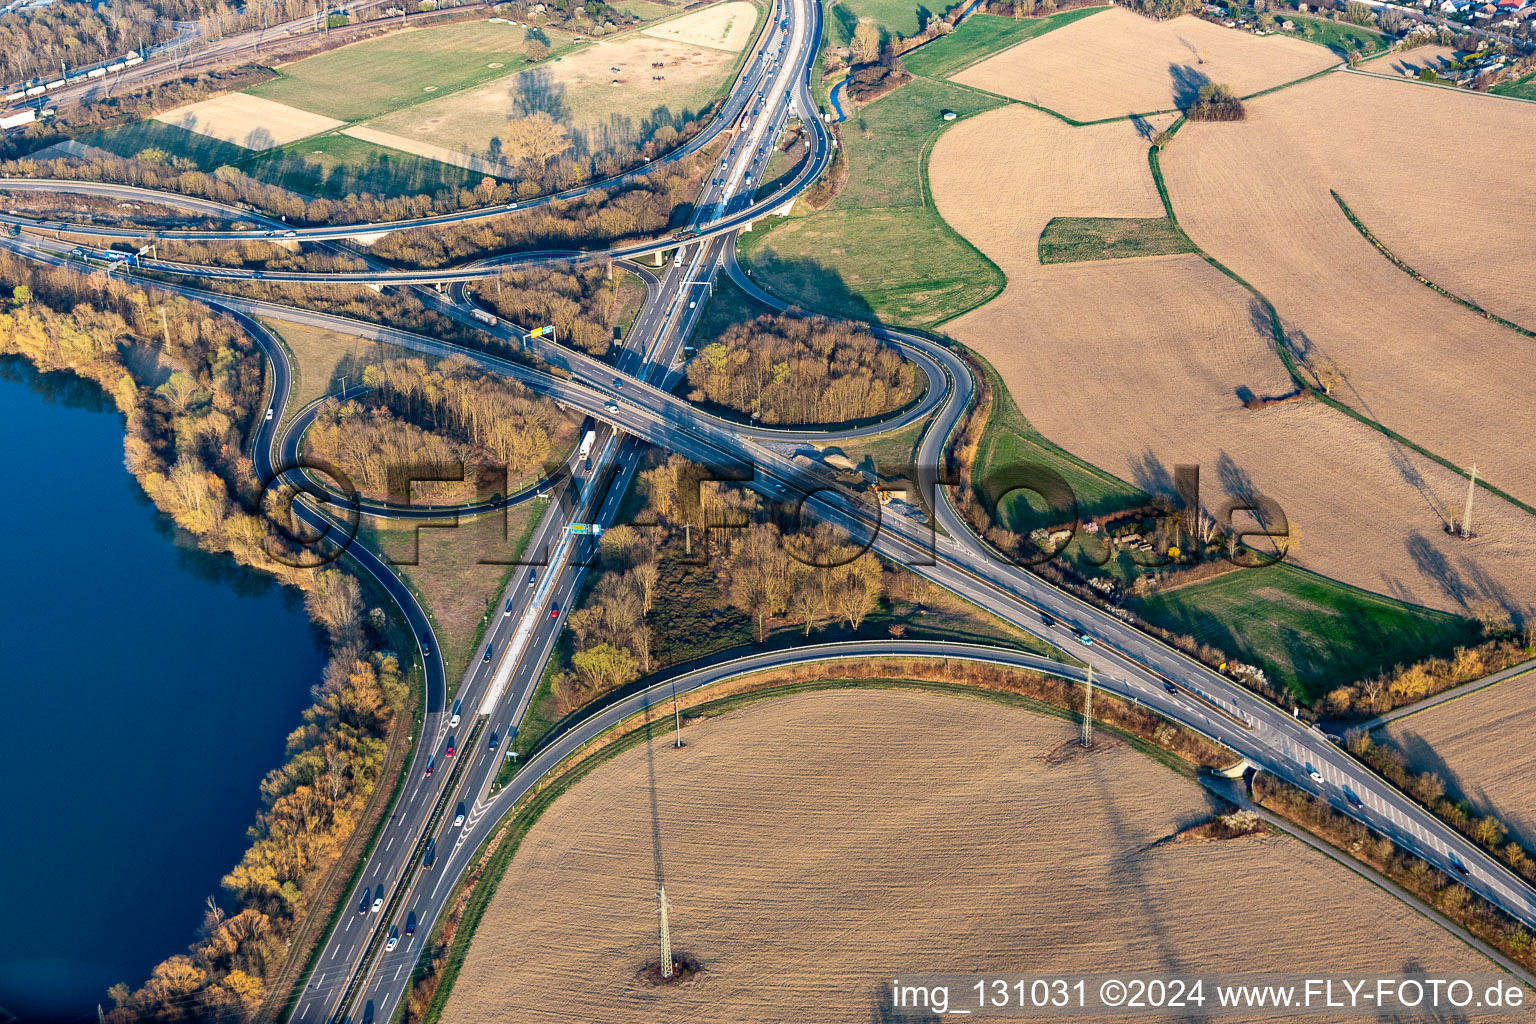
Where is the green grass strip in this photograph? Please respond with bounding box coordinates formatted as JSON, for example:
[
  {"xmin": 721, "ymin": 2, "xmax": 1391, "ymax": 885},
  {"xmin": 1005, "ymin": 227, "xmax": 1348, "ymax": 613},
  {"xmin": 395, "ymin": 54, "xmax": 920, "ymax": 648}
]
[{"xmin": 1331, "ymin": 189, "xmax": 1535, "ymax": 340}]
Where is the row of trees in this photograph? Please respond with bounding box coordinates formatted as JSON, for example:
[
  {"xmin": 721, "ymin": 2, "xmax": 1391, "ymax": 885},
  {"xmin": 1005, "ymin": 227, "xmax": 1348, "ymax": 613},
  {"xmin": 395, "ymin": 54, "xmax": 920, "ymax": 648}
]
[
  {"xmin": 307, "ymin": 355, "xmax": 576, "ymax": 501},
  {"xmin": 1321, "ymin": 623, "xmax": 1533, "ymax": 716},
  {"xmin": 1255, "ymin": 774, "xmax": 1536, "ymax": 972},
  {"xmin": 0, "ymin": 250, "xmax": 411, "ymax": 1022},
  {"xmin": 370, "ymin": 147, "xmax": 714, "ymax": 267},
  {"xmin": 686, "ymin": 312, "xmax": 918, "ymax": 426},
  {"xmin": 477, "ymin": 259, "xmax": 631, "ymax": 357},
  {"xmin": 1346, "ymin": 729, "xmax": 1536, "ymax": 885},
  {"xmin": 151, "ymin": 237, "xmax": 369, "ymax": 273},
  {"xmin": 6, "ymin": 86, "xmax": 714, "ymax": 225},
  {"xmin": 0, "ymin": 0, "xmax": 176, "ymax": 88}
]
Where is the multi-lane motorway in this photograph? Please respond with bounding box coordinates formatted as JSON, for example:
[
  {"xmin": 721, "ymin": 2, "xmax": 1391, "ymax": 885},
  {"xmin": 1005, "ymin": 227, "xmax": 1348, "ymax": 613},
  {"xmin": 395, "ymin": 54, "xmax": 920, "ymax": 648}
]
[{"xmin": 6, "ymin": 0, "xmax": 1536, "ymax": 1018}]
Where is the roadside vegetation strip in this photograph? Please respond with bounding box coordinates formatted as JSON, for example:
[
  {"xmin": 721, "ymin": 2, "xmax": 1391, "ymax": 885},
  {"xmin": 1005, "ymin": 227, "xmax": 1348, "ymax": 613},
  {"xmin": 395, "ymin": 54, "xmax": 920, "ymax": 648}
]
[
  {"xmin": 1146, "ymin": 130, "xmax": 1536, "ymax": 523},
  {"xmin": 1211, "ymin": 776, "xmax": 1536, "ymax": 990},
  {"xmin": 1036, "ymin": 215, "xmax": 1194, "ymax": 264},
  {"xmin": 1345, "ymin": 727, "xmax": 1536, "ymax": 892},
  {"xmin": 1331, "ymin": 190, "xmax": 1535, "ymax": 340},
  {"xmin": 272, "ymin": 659, "xmax": 423, "ymax": 1022},
  {"xmin": 411, "ymin": 665, "xmax": 1234, "ymax": 1022},
  {"xmin": 1252, "ymin": 773, "xmax": 1536, "ymax": 981}
]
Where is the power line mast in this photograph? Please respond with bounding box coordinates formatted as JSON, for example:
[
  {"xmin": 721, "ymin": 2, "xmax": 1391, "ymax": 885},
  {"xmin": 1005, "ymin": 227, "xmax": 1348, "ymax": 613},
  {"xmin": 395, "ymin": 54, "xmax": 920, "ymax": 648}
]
[
  {"xmin": 1080, "ymin": 664, "xmax": 1094, "ymax": 748},
  {"xmin": 1461, "ymin": 464, "xmax": 1477, "ymax": 539},
  {"xmin": 657, "ymin": 885, "xmax": 674, "ymax": 979}
]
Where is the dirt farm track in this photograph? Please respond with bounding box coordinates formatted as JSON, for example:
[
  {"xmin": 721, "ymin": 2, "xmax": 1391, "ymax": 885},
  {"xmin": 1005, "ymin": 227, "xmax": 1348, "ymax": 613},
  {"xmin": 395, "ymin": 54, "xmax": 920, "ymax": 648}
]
[{"xmin": 441, "ymin": 691, "xmax": 1502, "ymax": 1023}]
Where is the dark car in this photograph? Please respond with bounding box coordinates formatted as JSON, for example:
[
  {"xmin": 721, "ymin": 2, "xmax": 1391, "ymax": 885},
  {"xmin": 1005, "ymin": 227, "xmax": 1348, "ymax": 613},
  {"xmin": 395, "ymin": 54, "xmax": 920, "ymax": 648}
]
[
  {"xmin": 488, "ymin": 732, "xmax": 499, "ymax": 751},
  {"xmin": 483, "ymin": 643, "xmax": 494, "ymax": 664},
  {"xmin": 1040, "ymin": 612, "xmax": 1055, "ymax": 627},
  {"xmin": 1163, "ymin": 682, "xmax": 1179, "ymax": 695},
  {"xmin": 358, "ymin": 894, "xmax": 370, "ymax": 914},
  {"xmin": 405, "ymin": 913, "xmax": 417, "ymax": 936}
]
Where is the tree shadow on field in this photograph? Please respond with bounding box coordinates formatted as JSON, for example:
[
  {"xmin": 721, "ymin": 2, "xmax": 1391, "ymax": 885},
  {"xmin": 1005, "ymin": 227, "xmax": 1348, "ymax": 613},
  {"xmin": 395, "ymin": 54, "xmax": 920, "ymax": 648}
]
[
  {"xmin": 736, "ymin": 250, "xmax": 882, "ymax": 326},
  {"xmin": 1404, "ymin": 531, "xmax": 1470, "ymax": 612},
  {"xmin": 1375, "ymin": 961, "xmax": 1474, "ymax": 1024},
  {"xmin": 868, "ymin": 981, "xmax": 942, "ymax": 1023},
  {"xmin": 1168, "ymin": 63, "xmax": 1211, "ymax": 108},
  {"xmin": 508, "ymin": 67, "xmax": 569, "ymax": 122},
  {"xmin": 831, "ymin": 0, "xmax": 858, "ymax": 44},
  {"xmin": 1129, "ymin": 113, "xmax": 1156, "ymax": 141},
  {"xmin": 1129, "ymin": 448, "xmax": 1174, "ymax": 499}
]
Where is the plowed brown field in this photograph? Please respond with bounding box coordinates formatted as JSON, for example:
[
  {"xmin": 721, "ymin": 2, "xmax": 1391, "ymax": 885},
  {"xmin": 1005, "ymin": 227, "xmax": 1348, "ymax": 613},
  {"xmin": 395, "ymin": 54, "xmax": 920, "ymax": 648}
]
[
  {"xmin": 442, "ymin": 690, "xmax": 1502, "ymax": 1023},
  {"xmin": 951, "ymin": 8, "xmax": 1336, "ymax": 121},
  {"xmin": 1383, "ymin": 669, "xmax": 1536, "ymax": 849},
  {"xmin": 1163, "ymin": 71, "xmax": 1536, "ymax": 506}
]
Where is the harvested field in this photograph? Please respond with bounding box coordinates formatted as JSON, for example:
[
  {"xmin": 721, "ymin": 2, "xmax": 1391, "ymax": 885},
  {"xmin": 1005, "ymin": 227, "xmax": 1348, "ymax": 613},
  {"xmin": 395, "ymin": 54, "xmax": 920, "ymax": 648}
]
[
  {"xmin": 153, "ymin": 94, "xmax": 343, "ymax": 151},
  {"xmin": 951, "ymin": 8, "xmax": 1336, "ymax": 121},
  {"xmin": 1163, "ymin": 71, "xmax": 1536, "ymax": 504},
  {"xmin": 929, "ymin": 103, "xmax": 1536, "ymax": 618},
  {"xmin": 1367, "ymin": 44, "xmax": 1459, "ymax": 79},
  {"xmin": 442, "ymin": 690, "xmax": 1502, "ymax": 1023},
  {"xmin": 1382, "ymin": 669, "xmax": 1536, "ymax": 850},
  {"xmin": 642, "ymin": 0, "xmax": 757, "ymax": 50},
  {"xmin": 364, "ymin": 35, "xmax": 736, "ymax": 160}
]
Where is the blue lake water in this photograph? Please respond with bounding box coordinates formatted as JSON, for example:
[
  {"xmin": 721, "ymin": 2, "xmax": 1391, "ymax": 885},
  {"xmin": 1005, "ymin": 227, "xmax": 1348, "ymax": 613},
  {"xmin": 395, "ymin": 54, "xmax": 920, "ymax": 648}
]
[{"xmin": 0, "ymin": 355, "xmax": 325, "ymax": 1024}]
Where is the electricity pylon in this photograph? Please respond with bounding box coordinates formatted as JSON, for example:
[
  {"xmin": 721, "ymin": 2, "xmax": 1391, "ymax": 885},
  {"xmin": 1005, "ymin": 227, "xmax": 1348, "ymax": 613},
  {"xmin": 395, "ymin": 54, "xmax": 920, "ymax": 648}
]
[
  {"xmin": 1081, "ymin": 664, "xmax": 1094, "ymax": 748},
  {"xmin": 658, "ymin": 885, "xmax": 674, "ymax": 979},
  {"xmin": 1461, "ymin": 465, "xmax": 1478, "ymax": 539}
]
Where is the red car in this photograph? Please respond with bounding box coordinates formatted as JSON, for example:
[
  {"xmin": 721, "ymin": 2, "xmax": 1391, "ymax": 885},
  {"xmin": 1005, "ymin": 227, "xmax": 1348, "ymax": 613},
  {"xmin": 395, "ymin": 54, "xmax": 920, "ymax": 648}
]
[
  {"xmin": 423, "ymin": 755, "xmax": 435, "ymax": 778},
  {"xmin": 445, "ymin": 742, "xmax": 456, "ymax": 758},
  {"xmin": 550, "ymin": 603, "xmax": 560, "ymax": 619}
]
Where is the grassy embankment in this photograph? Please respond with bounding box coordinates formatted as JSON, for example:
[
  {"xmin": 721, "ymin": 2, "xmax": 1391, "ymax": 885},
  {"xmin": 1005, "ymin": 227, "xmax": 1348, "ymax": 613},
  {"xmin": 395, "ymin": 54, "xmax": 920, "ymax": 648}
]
[
  {"xmin": 969, "ymin": 347, "xmax": 1480, "ymax": 705},
  {"xmin": 739, "ymin": 8, "xmax": 1109, "ymax": 328},
  {"xmin": 739, "ymin": 76, "xmax": 1006, "ymax": 327},
  {"xmin": 1491, "ymin": 71, "xmax": 1536, "ymax": 100}
]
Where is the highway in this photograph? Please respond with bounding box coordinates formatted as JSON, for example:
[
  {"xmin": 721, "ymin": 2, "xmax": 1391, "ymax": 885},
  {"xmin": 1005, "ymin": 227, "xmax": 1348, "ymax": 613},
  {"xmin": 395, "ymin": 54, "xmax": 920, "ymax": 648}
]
[
  {"xmin": 6, "ymin": 0, "xmax": 1536, "ymax": 1015},
  {"xmin": 0, "ymin": 0, "xmax": 824, "ymax": 246}
]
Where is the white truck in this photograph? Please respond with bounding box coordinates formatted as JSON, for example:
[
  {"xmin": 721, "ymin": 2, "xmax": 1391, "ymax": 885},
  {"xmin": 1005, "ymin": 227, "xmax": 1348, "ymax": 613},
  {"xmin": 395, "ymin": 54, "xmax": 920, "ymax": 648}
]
[
  {"xmin": 470, "ymin": 307, "xmax": 496, "ymax": 326},
  {"xmin": 578, "ymin": 430, "xmax": 596, "ymax": 463}
]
